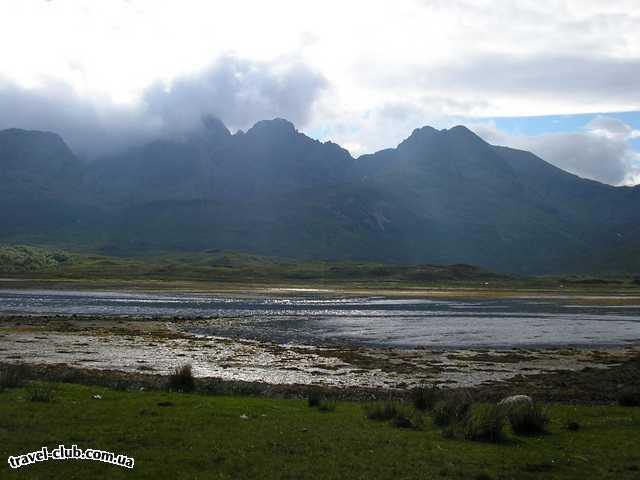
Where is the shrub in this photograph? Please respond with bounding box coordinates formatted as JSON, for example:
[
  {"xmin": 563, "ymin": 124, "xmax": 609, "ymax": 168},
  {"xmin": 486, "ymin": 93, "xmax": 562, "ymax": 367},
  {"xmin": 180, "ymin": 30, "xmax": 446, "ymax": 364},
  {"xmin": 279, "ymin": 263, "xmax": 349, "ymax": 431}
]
[
  {"xmin": 508, "ymin": 403, "xmax": 549, "ymax": 435},
  {"xmin": 110, "ymin": 380, "xmax": 130, "ymax": 391},
  {"xmin": 307, "ymin": 392, "xmax": 321, "ymax": 408},
  {"xmin": 432, "ymin": 390, "xmax": 473, "ymax": 427},
  {"xmin": 566, "ymin": 420, "xmax": 580, "ymax": 431},
  {"xmin": 27, "ymin": 383, "xmax": 55, "ymax": 402},
  {"xmin": 364, "ymin": 401, "xmax": 401, "ymax": 421},
  {"xmin": 317, "ymin": 400, "xmax": 337, "ymax": 413},
  {"xmin": 0, "ymin": 363, "xmax": 29, "ymax": 390},
  {"xmin": 410, "ymin": 384, "xmax": 441, "ymax": 411},
  {"xmin": 464, "ymin": 404, "xmax": 504, "ymax": 442},
  {"xmin": 391, "ymin": 411, "xmax": 423, "ymax": 430},
  {"xmin": 618, "ymin": 389, "xmax": 640, "ymax": 407},
  {"xmin": 475, "ymin": 473, "xmax": 493, "ymax": 480},
  {"xmin": 306, "ymin": 392, "xmax": 336, "ymax": 412},
  {"xmin": 167, "ymin": 364, "xmax": 195, "ymax": 393}
]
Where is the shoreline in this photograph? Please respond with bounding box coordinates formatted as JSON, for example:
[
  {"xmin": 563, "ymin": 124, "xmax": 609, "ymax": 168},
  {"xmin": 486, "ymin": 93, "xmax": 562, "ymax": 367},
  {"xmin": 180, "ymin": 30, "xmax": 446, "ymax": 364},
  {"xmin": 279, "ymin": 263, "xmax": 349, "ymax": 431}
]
[{"xmin": 2, "ymin": 313, "xmax": 639, "ymax": 399}]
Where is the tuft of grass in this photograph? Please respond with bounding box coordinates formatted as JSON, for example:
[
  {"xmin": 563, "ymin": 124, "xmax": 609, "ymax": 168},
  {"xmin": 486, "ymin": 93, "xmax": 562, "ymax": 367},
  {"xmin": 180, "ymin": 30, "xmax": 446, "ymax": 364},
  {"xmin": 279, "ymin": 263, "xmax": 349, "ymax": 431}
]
[
  {"xmin": 364, "ymin": 401, "xmax": 402, "ymax": 421},
  {"xmin": 364, "ymin": 401, "xmax": 422, "ymax": 429},
  {"xmin": 111, "ymin": 380, "xmax": 130, "ymax": 391},
  {"xmin": 0, "ymin": 363, "xmax": 30, "ymax": 390},
  {"xmin": 167, "ymin": 364, "xmax": 195, "ymax": 393},
  {"xmin": 507, "ymin": 402, "xmax": 549, "ymax": 435},
  {"xmin": 566, "ymin": 420, "xmax": 580, "ymax": 431},
  {"xmin": 317, "ymin": 400, "xmax": 337, "ymax": 413},
  {"xmin": 463, "ymin": 404, "xmax": 504, "ymax": 443},
  {"xmin": 26, "ymin": 383, "xmax": 55, "ymax": 402},
  {"xmin": 475, "ymin": 472, "xmax": 493, "ymax": 480},
  {"xmin": 432, "ymin": 390, "xmax": 473, "ymax": 427},
  {"xmin": 410, "ymin": 384, "xmax": 441, "ymax": 412},
  {"xmin": 618, "ymin": 389, "xmax": 640, "ymax": 407},
  {"xmin": 307, "ymin": 392, "xmax": 336, "ymax": 412},
  {"xmin": 307, "ymin": 392, "xmax": 322, "ymax": 408},
  {"xmin": 391, "ymin": 412, "xmax": 422, "ymax": 430}
]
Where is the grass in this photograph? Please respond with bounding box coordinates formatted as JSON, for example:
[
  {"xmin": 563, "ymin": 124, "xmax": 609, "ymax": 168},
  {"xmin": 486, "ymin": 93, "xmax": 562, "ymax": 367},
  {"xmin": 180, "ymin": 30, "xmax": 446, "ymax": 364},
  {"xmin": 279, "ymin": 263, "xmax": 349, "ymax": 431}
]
[
  {"xmin": 507, "ymin": 403, "xmax": 550, "ymax": 435},
  {"xmin": 0, "ymin": 383, "xmax": 639, "ymax": 478},
  {"xmin": 463, "ymin": 404, "xmax": 504, "ymax": 442},
  {"xmin": 363, "ymin": 401, "xmax": 403, "ymax": 421},
  {"xmin": 432, "ymin": 390, "xmax": 473, "ymax": 427},
  {"xmin": 0, "ymin": 363, "xmax": 30, "ymax": 390},
  {"xmin": 0, "ymin": 244, "xmax": 509, "ymax": 285},
  {"xmin": 618, "ymin": 389, "xmax": 640, "ymax": 407},
  {"xmin": 410, "ymin": 384, "xmax": 441, "ymax": 412},
  {"xmin": 166, "ymin": 364, "xmax": 195, "ymax": 393},
  {"xmin": 307, "ymin": 392, "xmax": 336, "ymax": 412},
  {"xmin": 363, "ymin": 401, "xmax": 423, "ymax": 429},
  {"xmin": 25, "ymin": 383, "xmax": 55, "ymax": 403},
  {"xmin": 3, "ymin": 243, "xmax": 640, "ymax": 295}
]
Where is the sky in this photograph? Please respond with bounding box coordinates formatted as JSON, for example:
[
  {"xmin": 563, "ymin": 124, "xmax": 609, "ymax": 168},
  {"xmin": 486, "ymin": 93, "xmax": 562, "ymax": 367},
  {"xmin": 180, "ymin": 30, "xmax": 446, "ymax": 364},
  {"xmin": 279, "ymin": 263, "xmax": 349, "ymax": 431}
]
[{"xmin": 0, "ymin": 0, "xmax": 639, "ymax": 185}]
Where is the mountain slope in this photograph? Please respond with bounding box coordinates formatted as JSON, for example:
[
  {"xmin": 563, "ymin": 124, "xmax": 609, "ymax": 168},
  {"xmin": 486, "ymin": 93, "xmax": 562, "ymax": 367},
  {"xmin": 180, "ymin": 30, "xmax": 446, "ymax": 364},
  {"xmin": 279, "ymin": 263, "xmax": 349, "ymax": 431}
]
[
  {"xmin": 0, "ymin": 120, "xmax": 637, "ymax": 274},
  {"xmin": 0, "ymin": 128, "xmax": 97, "ymax": 236}
]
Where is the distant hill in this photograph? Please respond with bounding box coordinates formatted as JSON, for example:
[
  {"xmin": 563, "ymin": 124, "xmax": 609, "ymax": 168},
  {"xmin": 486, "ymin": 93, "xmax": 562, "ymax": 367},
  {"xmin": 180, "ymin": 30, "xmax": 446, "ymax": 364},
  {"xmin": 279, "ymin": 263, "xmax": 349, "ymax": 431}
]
[
  {"xmin": 0, "ymin": 244, "xmax": 509, "ymax": 283},
  {"xmin": 0, "ymin": 118, "xmax": 638, "ymax": 274}
]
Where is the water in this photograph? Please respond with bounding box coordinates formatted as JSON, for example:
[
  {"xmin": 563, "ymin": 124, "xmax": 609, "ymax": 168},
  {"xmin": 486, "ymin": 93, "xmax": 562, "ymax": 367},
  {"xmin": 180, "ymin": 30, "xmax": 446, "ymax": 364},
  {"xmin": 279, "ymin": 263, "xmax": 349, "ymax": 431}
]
[{"xmin": 1, "ymin": 289, "xmax": 639, "ymax": 348}]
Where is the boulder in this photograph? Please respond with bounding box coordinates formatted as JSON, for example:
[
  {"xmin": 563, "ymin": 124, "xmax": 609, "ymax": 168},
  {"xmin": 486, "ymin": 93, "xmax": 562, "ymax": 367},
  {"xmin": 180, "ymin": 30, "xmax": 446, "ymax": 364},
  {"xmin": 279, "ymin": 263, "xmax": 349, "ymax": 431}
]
[{"xmin": 498, "ymin": 395, "xmax": 533, "ymax": 411}]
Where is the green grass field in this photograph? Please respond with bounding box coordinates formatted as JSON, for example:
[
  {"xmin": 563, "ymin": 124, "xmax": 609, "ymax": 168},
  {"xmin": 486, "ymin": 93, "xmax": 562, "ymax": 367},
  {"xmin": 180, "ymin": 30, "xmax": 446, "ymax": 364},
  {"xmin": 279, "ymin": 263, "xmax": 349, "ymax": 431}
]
[{"xmin": 1, "ymin": 382, "xmax": 639, "ymax": 479}]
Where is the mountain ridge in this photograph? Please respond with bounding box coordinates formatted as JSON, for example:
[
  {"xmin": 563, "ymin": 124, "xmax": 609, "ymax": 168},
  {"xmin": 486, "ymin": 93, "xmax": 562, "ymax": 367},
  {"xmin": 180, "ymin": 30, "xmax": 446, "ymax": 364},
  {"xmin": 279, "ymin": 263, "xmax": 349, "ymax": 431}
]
[{"xmin": 0, "ymin": 118, "xmax": 638, "ymax": 274}]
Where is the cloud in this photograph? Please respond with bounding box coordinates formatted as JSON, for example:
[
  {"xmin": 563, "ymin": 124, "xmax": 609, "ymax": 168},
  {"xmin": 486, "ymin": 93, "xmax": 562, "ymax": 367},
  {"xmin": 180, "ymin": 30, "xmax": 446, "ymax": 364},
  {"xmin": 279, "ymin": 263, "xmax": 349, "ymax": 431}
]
[
  {"xmin": 471, "ymin": 116, "xmax": 640, "ymax": 186},
  {"xmin": 0, "ymin": 55, "xmax": 327, "ymax": 157},
  {"xmin": 310, "ymin": 96, "xmax": 486, "ymax": 156},
  {"xmin": 141, "ymin": 56, "xmax": 327, "ymax": 136},
  {"xmin": 358, "ymin": 54, "xmax": 640, "ymax": 117}
]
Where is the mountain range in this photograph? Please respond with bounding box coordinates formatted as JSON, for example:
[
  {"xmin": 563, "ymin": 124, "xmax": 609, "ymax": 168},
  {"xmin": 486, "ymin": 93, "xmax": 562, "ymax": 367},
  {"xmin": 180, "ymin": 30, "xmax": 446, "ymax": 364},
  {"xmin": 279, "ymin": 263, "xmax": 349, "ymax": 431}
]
[{"xmin": 1, "ymin": 117, "xmax": 639, "ymax": 274}]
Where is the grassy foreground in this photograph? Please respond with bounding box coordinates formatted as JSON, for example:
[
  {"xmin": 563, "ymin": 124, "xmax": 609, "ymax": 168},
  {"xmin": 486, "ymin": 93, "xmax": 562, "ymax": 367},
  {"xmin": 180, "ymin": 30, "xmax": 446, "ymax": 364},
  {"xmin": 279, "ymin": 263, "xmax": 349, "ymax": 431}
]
[{"xmin": 1, "ymin": 383, "xmax": 639, "ymax": 479}]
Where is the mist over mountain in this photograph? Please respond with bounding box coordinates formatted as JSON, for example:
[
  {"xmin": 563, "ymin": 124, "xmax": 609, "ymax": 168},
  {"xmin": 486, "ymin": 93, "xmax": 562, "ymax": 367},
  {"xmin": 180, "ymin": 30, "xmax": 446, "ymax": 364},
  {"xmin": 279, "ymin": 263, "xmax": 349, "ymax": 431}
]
[{"xmin": 1, "ymin": 117, "xmax": 638, "ymax": 274}]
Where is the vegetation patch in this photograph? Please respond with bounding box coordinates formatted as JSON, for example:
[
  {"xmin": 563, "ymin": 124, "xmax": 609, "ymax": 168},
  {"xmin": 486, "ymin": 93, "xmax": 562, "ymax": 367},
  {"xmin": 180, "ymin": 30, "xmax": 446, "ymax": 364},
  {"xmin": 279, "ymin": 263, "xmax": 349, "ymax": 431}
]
[
  {"xmin": 410, "ymin": 384, "xmax": 441, "ymax": 411},
  {"xmin": 0, "ymin": 363, "xmax": 30, "ymax": 390},
  {"xmin": 507, "ymin": 402, "xmax": 550, "ymax": 435},
  {"xmin": 618, "ymin": 388, "xmax": 640, "ymax": 407},
  {"xmin": 166, "ymin": 364, "xmax": 195, "ymax": 393},
  {"xmin": 432, "ymin": 390, "xmax": 473, "ymax": 427},
  {"xmin": 463, "ymin": 404, "xmax": 504, "ymax": 442},
  {"xmin": 0, "ymin": 382, "xmax": 640, "ymax": 478},
  {"xmin": 26, "ymin": 382, "xmax": 55, "ymax": 402}
]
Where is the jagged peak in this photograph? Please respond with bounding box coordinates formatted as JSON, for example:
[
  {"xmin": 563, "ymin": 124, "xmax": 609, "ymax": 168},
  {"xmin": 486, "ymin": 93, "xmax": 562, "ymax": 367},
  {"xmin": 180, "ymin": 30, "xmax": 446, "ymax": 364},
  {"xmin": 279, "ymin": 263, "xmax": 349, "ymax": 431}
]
[
  {"xmin": 247, "ymin": 118, "xmax": 297, "ymax": 136},
  {"xmin": 201, "ymin": 115, "xmax": 231, "ymax": 137},
  {"xmin": 397, "ymin": 125, "xmax": 439, "ymax": 149},
  {"xmin": 0, "ymin": 127, "xmax": 65, "ymax": 142},
  {"xmin": 444, "ymin": 125, "xmax": 487, "ymax": 144}
]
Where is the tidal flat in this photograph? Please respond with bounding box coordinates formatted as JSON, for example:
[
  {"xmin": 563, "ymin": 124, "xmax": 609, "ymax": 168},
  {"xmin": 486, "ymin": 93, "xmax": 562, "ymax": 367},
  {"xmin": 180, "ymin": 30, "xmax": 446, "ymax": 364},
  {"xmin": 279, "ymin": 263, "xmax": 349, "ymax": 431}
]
[{"xmin": 1, "ymin": 286, "xmax": 639, "ymax": 395}]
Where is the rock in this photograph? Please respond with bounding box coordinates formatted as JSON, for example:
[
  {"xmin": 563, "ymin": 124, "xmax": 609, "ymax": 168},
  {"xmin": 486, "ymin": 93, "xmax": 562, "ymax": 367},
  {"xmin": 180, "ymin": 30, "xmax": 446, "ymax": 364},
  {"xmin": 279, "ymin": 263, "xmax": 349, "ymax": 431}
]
[{"xmin": 498, "ymin": 395, "xmax": 533, "ymax": 410}]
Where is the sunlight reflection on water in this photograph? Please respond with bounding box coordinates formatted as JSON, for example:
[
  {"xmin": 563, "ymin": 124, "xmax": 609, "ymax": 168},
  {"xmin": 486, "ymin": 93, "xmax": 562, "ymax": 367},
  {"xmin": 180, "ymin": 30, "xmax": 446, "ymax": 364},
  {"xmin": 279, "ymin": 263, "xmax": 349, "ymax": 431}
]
[{"xmin": 1, "ymin": 289, "xmax": 639, "ymax": 347}]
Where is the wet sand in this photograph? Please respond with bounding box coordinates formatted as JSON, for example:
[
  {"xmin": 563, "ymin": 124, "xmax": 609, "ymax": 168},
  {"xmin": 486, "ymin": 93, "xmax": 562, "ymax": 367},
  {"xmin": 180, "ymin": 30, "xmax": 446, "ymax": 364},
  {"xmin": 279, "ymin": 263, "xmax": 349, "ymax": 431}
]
[{"xmin": 1, "ymin": 314, "xmax": 638, "ymax": 390}]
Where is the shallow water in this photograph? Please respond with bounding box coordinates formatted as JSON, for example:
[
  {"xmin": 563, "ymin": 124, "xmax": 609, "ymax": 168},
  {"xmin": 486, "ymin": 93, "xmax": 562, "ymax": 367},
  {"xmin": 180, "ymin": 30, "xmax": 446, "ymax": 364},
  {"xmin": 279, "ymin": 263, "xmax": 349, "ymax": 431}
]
[{"xmin": 2, "ymin": 289, "xmax": 640, "ymax": 348}]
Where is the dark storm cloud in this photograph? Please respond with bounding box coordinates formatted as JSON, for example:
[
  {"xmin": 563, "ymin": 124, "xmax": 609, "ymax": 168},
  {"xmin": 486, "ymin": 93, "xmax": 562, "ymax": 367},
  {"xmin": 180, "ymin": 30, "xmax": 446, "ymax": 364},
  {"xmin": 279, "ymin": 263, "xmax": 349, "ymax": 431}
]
[{"xmin": 0, "ymin": 56, "xmax": 327, "ymax": 157}]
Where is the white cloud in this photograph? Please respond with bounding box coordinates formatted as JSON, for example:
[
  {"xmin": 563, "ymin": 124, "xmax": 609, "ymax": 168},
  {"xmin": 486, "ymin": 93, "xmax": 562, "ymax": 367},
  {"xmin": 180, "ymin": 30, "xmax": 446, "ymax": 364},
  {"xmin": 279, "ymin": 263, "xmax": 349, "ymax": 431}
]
[
  {"xmin": 471, "ymin": 116, "xmax": 640, "ymax": 186},
  {"xmin": 0, "ymin": 0, "xmax": 640, "ymax": 167}
]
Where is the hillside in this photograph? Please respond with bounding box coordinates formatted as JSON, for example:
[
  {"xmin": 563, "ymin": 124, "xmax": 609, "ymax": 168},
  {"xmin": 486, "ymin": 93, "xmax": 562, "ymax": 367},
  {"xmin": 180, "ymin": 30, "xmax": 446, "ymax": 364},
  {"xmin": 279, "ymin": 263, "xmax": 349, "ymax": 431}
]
[
  {"xmin": 0, "ymin": 119, "xmax": 638, "ymax": 274},
  {"xmin": 0, "ymin": 244, "xmax": 510, "ymax": 284}
]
